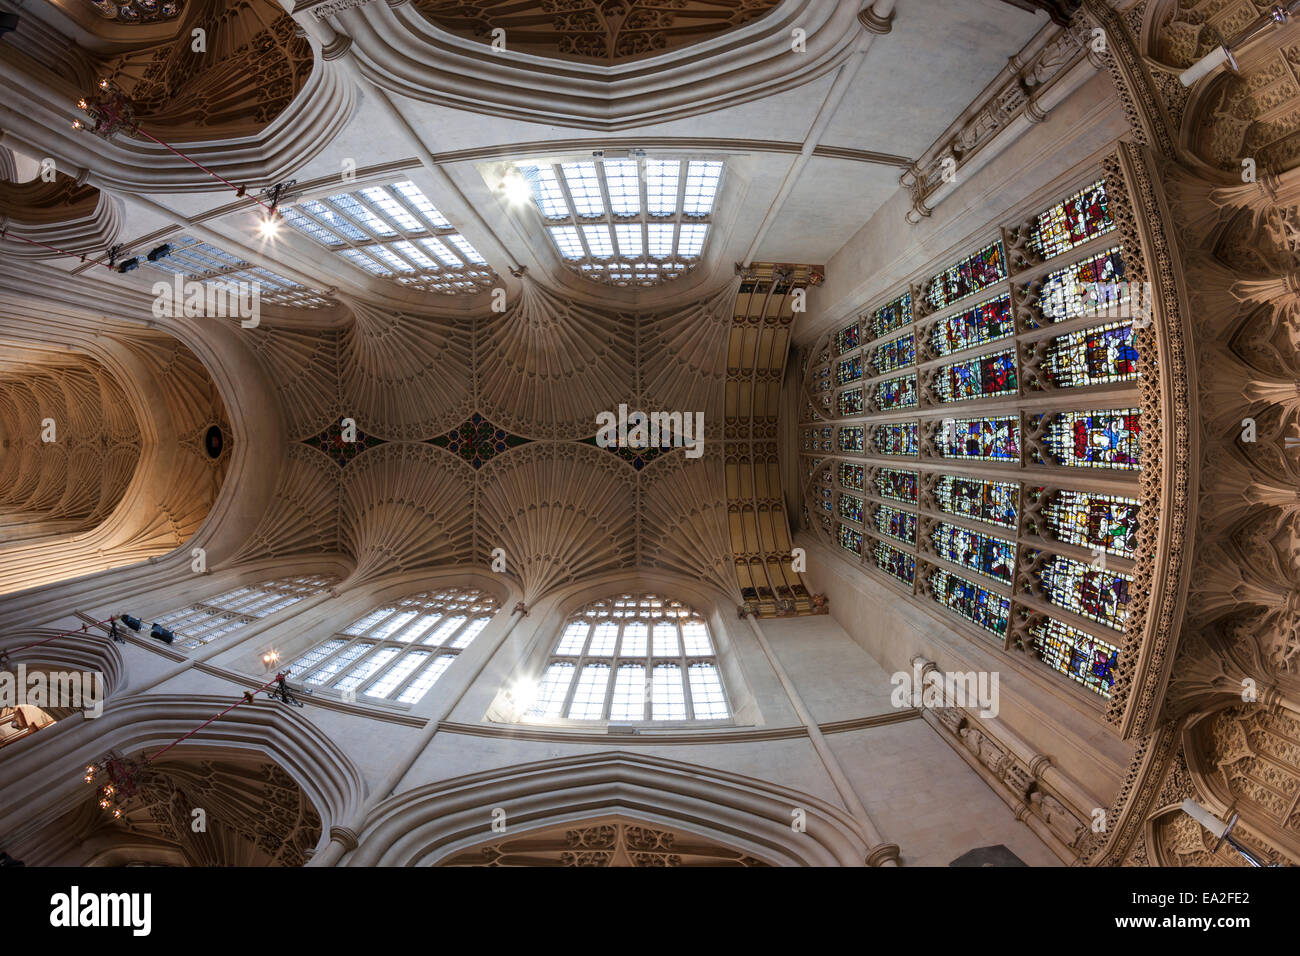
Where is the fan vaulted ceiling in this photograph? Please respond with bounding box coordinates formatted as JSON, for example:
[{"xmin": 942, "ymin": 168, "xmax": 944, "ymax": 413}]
[{"xmin": 0, "ymin": 0, "xmax": 1051, "ymax": 610}]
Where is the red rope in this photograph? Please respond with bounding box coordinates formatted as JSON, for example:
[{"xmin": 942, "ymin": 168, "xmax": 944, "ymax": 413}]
[
  {"xmin": 129, "ymin": 125, "xmax": 277, "ymax": 215},
  {"xmin": 145, "ymin": 671, "xmax": 291, "ymax": 763},
  {"xmin": 5, "ymin": 618, "xmax": 118, "ymax": 656},
  {"xmin": 0, "ymin": 230, "xmax": 115, "ymax": 269}
]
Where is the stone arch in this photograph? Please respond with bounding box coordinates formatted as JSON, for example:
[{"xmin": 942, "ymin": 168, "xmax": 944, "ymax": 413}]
[
  {"xmin": 19, "ymin": 747, "xmax": 325, "ymax": 867},
  {"xmin": 349, "ymin": 751, "xmax": 874, "ymax": 866},
  {"xmin": 438, "ymin": 814, "xmax": 772, "ymax": 866},
  {"xmin": 0, "ymin": 694, "xmax": 366, "ymax": 864}
]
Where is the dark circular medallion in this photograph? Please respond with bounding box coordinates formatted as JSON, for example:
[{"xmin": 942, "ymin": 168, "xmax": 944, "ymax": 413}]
[{"xmin": 204, "ymin": 424, "xmax": 224, "ymax": 459}]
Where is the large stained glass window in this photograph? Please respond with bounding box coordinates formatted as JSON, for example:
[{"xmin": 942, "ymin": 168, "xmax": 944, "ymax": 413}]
[
  {"xmin": 873, "ymin": 334, "xmax": 917, "ymax": 374},
  {"xmin": 836, "ymin": 322, "xmax": 860, "ymax": 355},
  {"xmin": 925, "ymin": 241, "xmax": 1007, "ymax": 311},
  {"xmin": 839, "ymin": 426, "xmax": 864, "ymax": 452},
  {"xmin": 800, "ymin": 164, "xmax": 1146, "ymax": 705},
  {"xmin": 839, "ymin": 388, "xmax": 865, "ymax": 416},
  {"xmin": 839, "ymin": 524, "xmax": 863, "ymax": 555},
  {"xmin": 873, "ymin": 423, "xmax": 918, "ymax": 456},
  {"xmin": 930, "ymin": 569, "xmax": 1010, "ymax": 637},
  {"xmin": 874, "ymin": 468, "xmax": 918, "ymax": 504},
  {"xmin": 1038, "ymin": 247, "xmax": 1125, "ymax": 323},
  {"xmin": 932, "ymin": 523, "xmax": 1016, "ymax": 584},
  {"xmin": 875, "ymin": 505, "xmax": 917, "ymax": 545},
  {"xmin": 932, "ymin": 294, "xmax": 1014, "ymax": 356},
  {"xmin": 935, "ymin": 349, "xmax": 1017, "ymax": 403},
  {"xmin": 875, "ymin": 374, "xmax": 918, "ymax": 410},
  {"xmin": 871, "ymin": 293, "xmax": 913, "ymax": 339},
  {"xmin": 936, "ymin": 417, "xmax": 1020, "ymax": 462},
  {"xmin": 935, "ymin": 475, "xmax": 1018, "ymax": 529},
  {"xmin": 836, "ymin": 356, "xmax": 863, "ymax": 385},
  {"xmin": 1039, "ymin": 489, "xmax": 1139, "ymax": 558},
  {"xmin": 1041, "ymin": 409, "xmax": 1140, "ymax": 470},
  {"xmin": 838, "ymin": 493, "xmax": 864, "ymax": 523},
  {"xmin": 1040, "ymin": 555, "xmax": 1132, "ymax": 631},
  {"xmin": 1044, "ymin": 322, "xmax": 1139, "ymax": 388},
  {"xmin": 874, "ymin": 541, "xmax": 915, "ymax": 586},
  {"xmin": 1031, "ymin": 617, "xmax": 1120, "ymax": 698},
  {"xmin": 1027, "ymin": 180, "xmax": 1115, "ymax": 261}
]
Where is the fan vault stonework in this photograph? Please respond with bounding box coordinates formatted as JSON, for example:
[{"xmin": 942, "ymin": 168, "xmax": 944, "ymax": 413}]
[{"xmin": 413, "ymin": 0, "xmax": 783, "ymax": 64}]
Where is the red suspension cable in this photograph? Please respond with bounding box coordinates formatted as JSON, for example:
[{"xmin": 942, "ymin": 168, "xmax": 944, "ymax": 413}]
[
  {"xmin": 5, "ymin": 618, "xmax": 118, "ymax": 656},
  {"xmin": 145, "ymin": 671, "xmax": 292, "ymax": 764}
]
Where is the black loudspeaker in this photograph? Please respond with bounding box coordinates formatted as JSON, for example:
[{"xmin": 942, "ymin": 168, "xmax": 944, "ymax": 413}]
[
  {"xmin": 150, "ymin": 623, "xmax": 176, "ymax": 645},
  {"xmin": 122, "ymin": 615, "xmax": 144, "ymax": 631},
  {"xmin": 0, "ymin": 14, "xmax": 18, "ymax": 39}
]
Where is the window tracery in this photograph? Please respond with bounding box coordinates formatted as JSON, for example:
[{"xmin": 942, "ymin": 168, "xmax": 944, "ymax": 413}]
[
  {"xmin": 514, "ymin": 157, "xmax": 722, "ymax": 288},
  {"xmin": 282, "ymin": 587, "xmax": 498, "ymax": 704},
  {"xmin": 525, "ymin": 594, "xmax": 729, "ymax": 723},
  {"xmin": 153, "ymin": 575, "xmax": 337, "ymax": 650},
  {"xmin": 281, "ymin": 181, "xmax": 495, "ymax": 295}
]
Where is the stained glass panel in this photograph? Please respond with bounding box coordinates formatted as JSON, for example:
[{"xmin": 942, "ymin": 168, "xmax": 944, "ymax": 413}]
[
  {"xmin": 871, "ymin": 293, "xmax": 913, "ymax": 339},
  {"xmin": 873, "ymin": 334, "xmax": 917, "ymax": 374},
  {"xmin": 873, "ymin": 423, "xmax": 918, "ymax": 456},
  {"xmin": 839, "ymin": 388, "xmax": 865, "ymax": 415},
  {"xmin": 874, "ymin": 541, "xmax": 915, "ymax": 585},
  {"xmin": 1038, "ymin": 247, "xmax": 1125, "ymax": 323},
  {"xmin": 838, "ymin": 493, "xmax": 864, "ymax": 523},
  {"xmin": 1042, "ymin": 409, "xmax": 1140, "ymax": 470},
  {"xmin": 838, "ymin": 524, "xmax": 863, "ymax": 556},
  {"xmin": 1031, "ymin": 617, "xmax": 1120, "ymax": 698},
  {"xmin": 836, "ymin": 322, "xmax": 860, "ymax": 355},
  {"xmin": 932, "ymin": 293, "xmax": 1014, "ymax": 356},
  {"xmin": 874, "ymin": 468, "xmax": 918, "ymax": 504},
  {"xmin": 836, "ymin": 356, "xmax": 863, "ymax": 385},
  {"xmin": 935, "ymin": 349, "xmax": 1017, "ymax": 403},
  {"xmin": 931, "ymin": 523, "xmax": 1016, "ymax": 584},
  {"xmin": 1028, "ymin": 180, "xmax": 1115, "ymax": 261},
  {"xmin": 936, "ymin": 417, "xmax": 1020, "ymax": 462},
  {"xmin": 875, "ymin": 374, "xmax": 918, "ymax": 410},
  {"xmin": 1044, "ymin": 322, "xmax": 1140, "ymax": 387},
  {"xmin": 1040, "ymin": 554, "xmax": 1132, "ymax": 631},
  {"xmin": 930, "ymin": 569, "xmax": 1010, "ymax": 636},
  {"xmin": 925, "ymin": 241, "xmax": 1007, "ymax": 311},
  {"xmin": 839, "ymin": 462, "xmax": 865, "ymax": 491},
  {"xmin": 1041, "ymin": 489, "xmax": 1139, "ymax": 558},
  {"xmin": 839, "ymin": 426, "xmax": 864, "ymax": 452},
  {"xmin": 874, "ymin": 505, "xmax": 917, "ymax": 545},
  {"xmin": 817, "ymin": 484, "xmax": 831, "ymax": 514},
  {"xmin": 935, "ymin": 475, "xmax": 1019, "ymax": 528}
]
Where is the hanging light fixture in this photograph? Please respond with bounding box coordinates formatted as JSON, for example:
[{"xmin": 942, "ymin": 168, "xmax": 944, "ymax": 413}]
[
  {"xmin": 82, "ymin": 671, "xmax": 304, "ymax": 818},
  {"xmin": 83, "ymin": 751, "xmax": 141, "ymax": 819}
]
